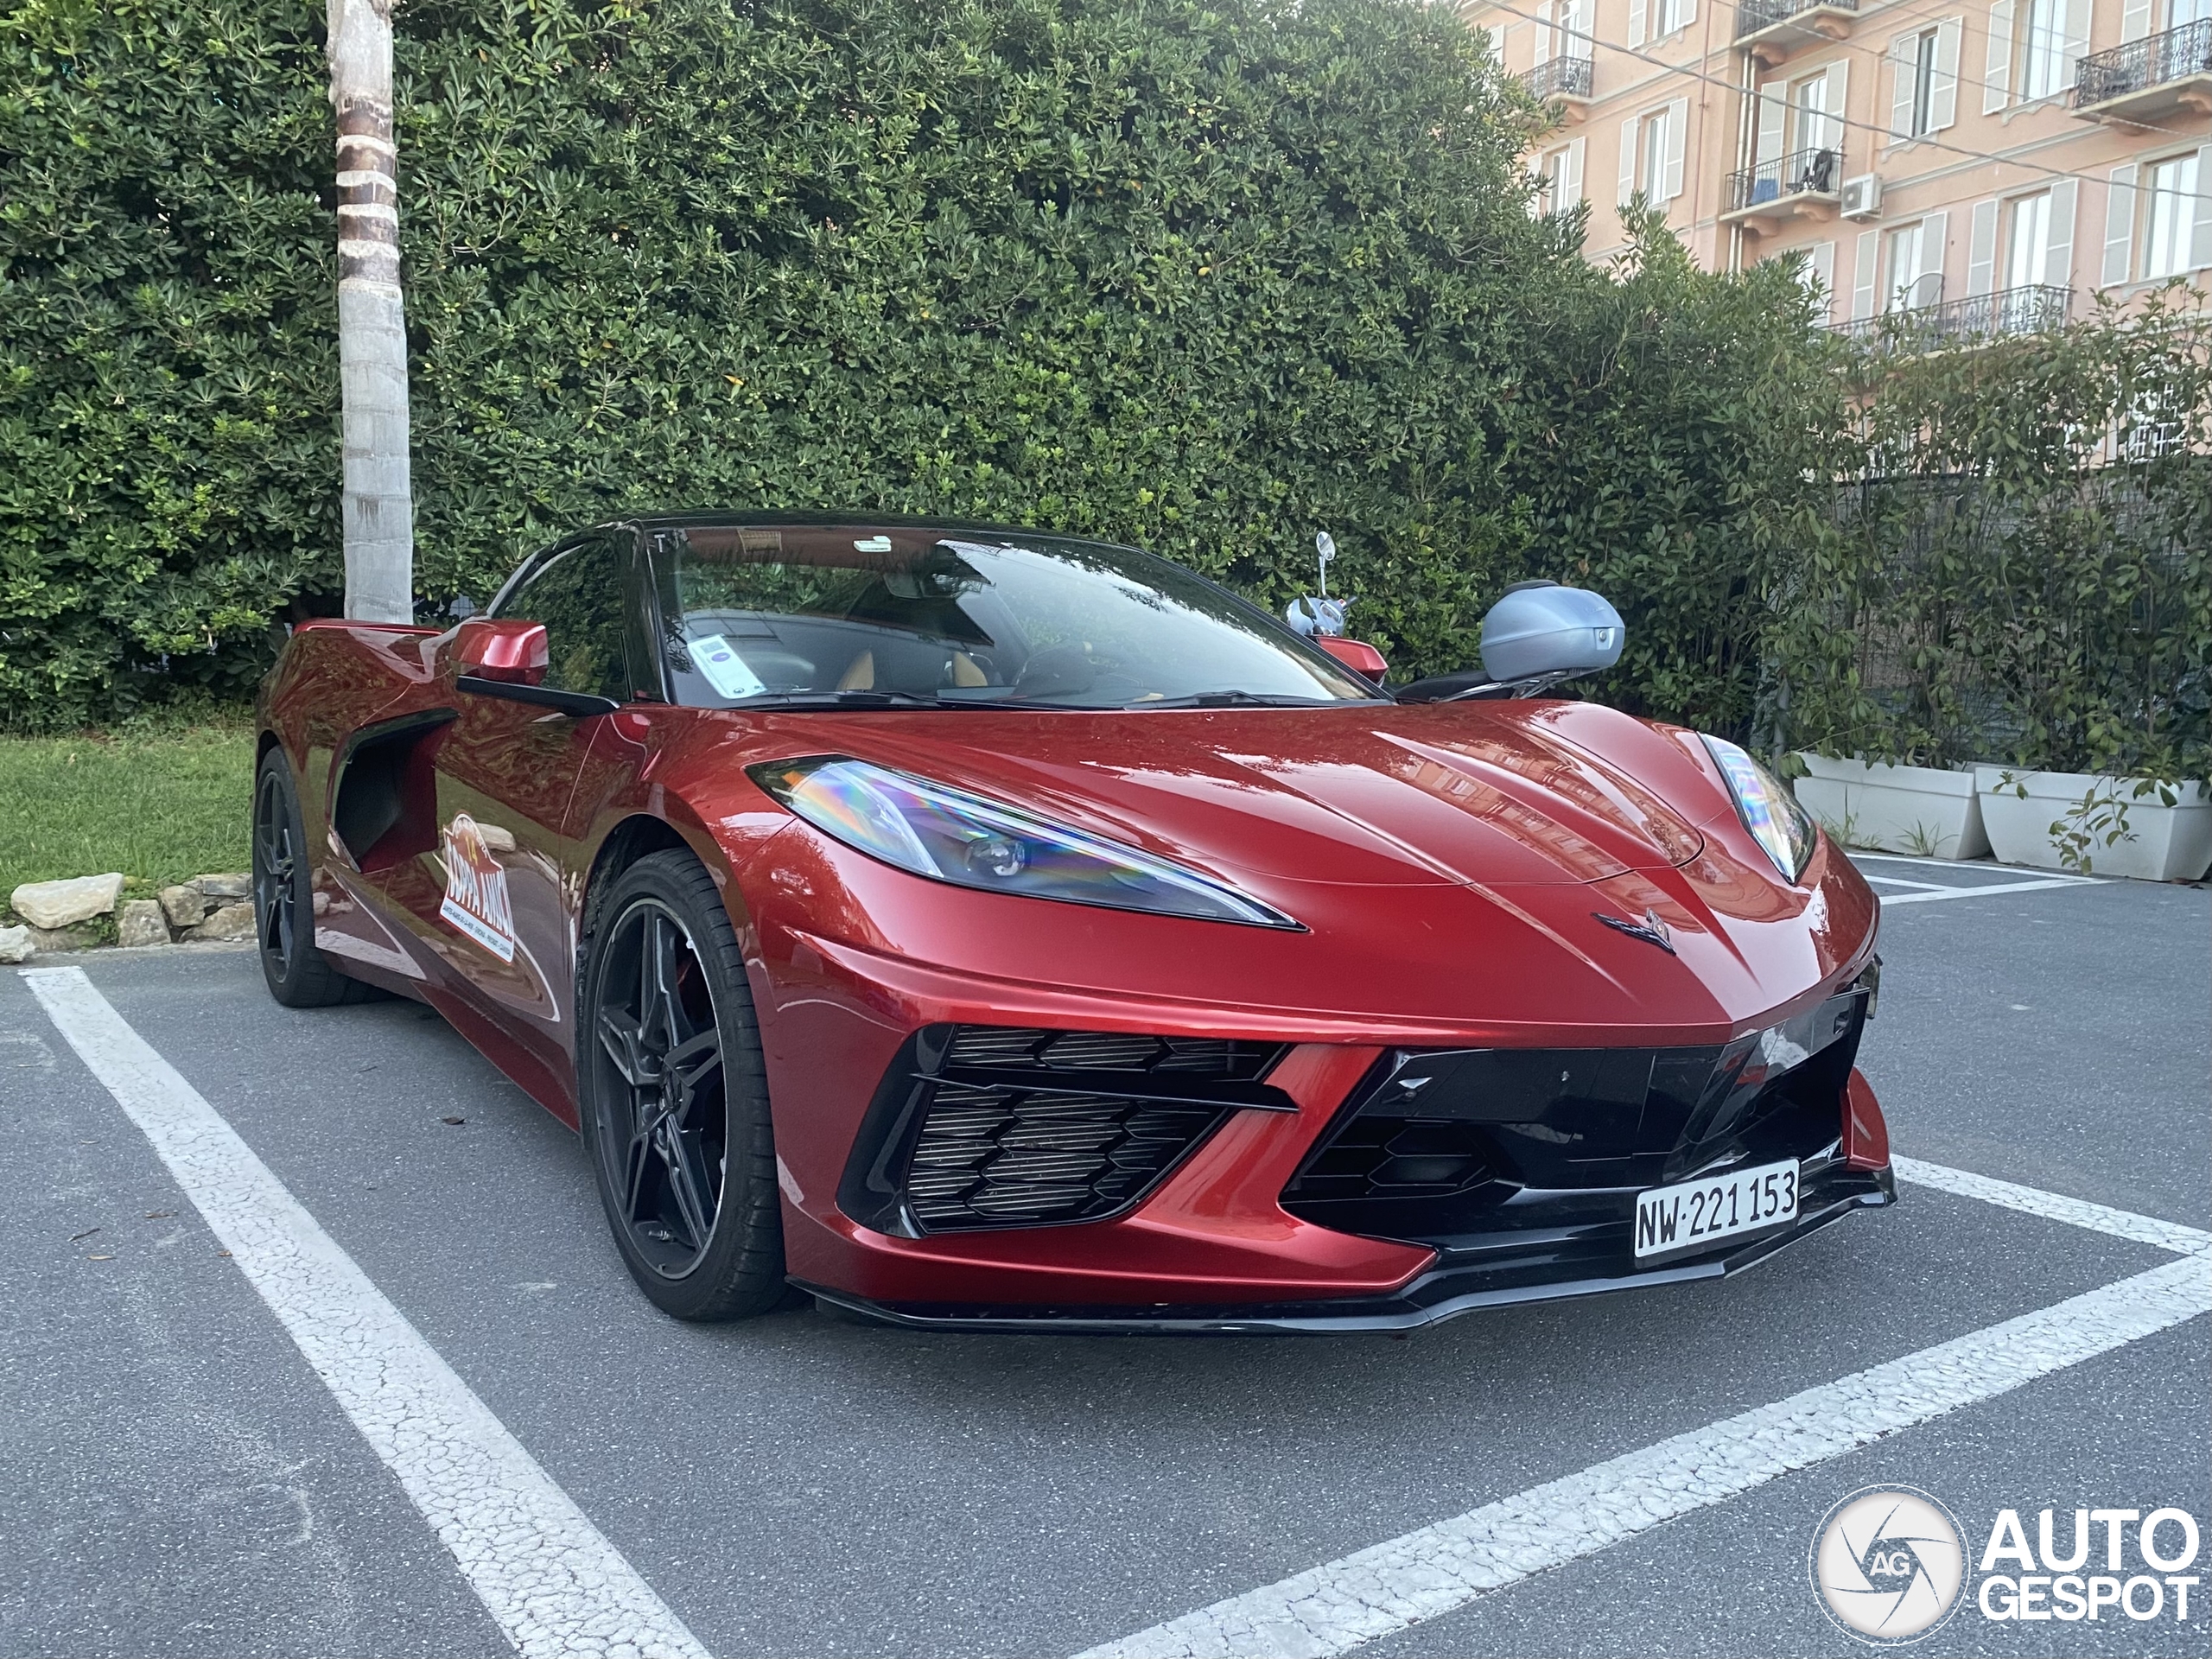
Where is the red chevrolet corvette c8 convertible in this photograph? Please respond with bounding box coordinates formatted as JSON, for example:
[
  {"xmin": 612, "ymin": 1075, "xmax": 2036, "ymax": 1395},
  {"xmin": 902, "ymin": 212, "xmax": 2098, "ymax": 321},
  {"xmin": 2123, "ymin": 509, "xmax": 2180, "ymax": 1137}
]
[{"xmin": 252, "ymin": 515, "xmax": 1892, "ymax": 1332}]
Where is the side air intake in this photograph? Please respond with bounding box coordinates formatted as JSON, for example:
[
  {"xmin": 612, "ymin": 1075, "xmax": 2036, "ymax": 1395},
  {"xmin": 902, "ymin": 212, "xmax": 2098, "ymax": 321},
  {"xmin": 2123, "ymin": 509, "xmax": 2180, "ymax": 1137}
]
[{"xmin": 838, "ymin": 1025, "xmax": 1288, "ymax": 1235}]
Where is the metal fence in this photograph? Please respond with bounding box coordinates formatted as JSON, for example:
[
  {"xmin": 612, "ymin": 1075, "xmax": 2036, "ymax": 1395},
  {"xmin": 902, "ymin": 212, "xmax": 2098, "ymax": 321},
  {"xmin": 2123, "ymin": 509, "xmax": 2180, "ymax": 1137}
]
[
  {"xmin": 1522, "ymin": 55, "xmax": 1594, "ymax": 99},
  {"xmin": 1764, "ymin": 466, "xmax": 2209, "ymax": 772},
  {"xmin": 2075, "ymin": 18, "xmax": 2212, "ymax": 104},
  {"xmin": 1727, "ymin": 146, "xmax": 1842, "ymax": 213},
  {"xmin": 1734, "ymin": 0, "xmax": 1857, "ymax": 38},
  {"xmin": 1832, "ymin": 283, "xmax": 2073, "ymax": 350}
]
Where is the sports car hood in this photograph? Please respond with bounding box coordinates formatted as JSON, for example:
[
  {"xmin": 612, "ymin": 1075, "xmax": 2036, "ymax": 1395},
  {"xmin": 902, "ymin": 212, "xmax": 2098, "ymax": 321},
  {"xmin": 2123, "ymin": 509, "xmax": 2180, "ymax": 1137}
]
[
  {"xmin": 718, "ymin": 699, "xmax": 1873, "ymax": 1034},
  {"xmin": 799, "ymin": 700, "xmax": 1714, "ymax": 888}
]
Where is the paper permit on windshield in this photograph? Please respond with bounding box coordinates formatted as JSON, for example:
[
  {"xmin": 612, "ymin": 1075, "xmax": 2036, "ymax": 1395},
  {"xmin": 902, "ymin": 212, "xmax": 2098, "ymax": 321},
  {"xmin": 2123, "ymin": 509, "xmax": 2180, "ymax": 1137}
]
[{"xmin": 691, "ymin": 634, "xmax": 767, "ymax": 700}]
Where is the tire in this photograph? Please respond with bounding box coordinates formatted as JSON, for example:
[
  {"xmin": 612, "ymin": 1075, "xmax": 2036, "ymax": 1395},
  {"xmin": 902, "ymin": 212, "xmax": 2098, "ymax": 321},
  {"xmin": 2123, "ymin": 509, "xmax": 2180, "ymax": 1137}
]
[
  {"xmin": 253, "ymin": 748, "xmax": 377, "ymax": 1007},
  {"xmin": 576, "ymin": 849, "xmax": 788, "ymax": 1320}
]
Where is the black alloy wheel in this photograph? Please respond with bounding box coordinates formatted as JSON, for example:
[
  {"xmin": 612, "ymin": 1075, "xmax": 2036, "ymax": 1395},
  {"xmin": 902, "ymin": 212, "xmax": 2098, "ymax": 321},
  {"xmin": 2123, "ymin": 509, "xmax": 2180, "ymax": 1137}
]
[
  {"xmin": 579, "ymin": 851, "xmax": 787, "ymax": 1319},
  {"xmin": 252, "ymin": 749, "xmax": 372, "ymax": 1007}
]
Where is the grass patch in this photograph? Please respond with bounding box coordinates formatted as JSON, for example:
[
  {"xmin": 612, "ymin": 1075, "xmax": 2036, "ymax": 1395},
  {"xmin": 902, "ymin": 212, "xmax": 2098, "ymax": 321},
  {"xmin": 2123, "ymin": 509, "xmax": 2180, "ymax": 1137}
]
[{"xmin": 0, "ymin": 714, "xmax": 257, "ymax": 902}]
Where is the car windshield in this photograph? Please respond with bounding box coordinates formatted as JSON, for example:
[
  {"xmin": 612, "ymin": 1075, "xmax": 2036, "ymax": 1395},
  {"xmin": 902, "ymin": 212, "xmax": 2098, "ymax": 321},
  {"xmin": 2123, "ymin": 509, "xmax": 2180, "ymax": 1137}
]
[{"xmin": 652, "ymin": 524, "xmax": 1380, "ymax": 710}]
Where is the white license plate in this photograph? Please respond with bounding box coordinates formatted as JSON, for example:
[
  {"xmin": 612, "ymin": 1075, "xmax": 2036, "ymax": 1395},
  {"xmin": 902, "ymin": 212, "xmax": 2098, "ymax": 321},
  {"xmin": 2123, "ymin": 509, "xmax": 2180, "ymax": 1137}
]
[{"xmin": 1633, "ymin": 1158, "xmax": 1800, "ymax": 1262}]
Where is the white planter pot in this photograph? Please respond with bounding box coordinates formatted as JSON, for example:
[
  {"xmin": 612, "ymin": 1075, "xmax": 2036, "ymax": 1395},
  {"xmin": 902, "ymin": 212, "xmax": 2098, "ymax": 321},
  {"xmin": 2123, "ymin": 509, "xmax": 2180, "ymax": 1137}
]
[
  {"xmin": 1970, "ymin": 766, "xmax": 2212, "ymax": 881},
  {"xmin": 1791, "ymin": 754, "xmax": 1990, "ymax": 860}
]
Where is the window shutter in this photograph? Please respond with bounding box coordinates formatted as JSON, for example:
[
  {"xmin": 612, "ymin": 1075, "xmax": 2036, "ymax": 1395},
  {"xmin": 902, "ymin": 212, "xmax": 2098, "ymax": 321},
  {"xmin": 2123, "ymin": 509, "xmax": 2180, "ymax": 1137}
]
[
  {"xmin": 1853, "ymin": 229, "xmax": 1880, "ymax": 318},
  {"xmin": 2061, "ymin": 0, "xmax": 2091, "ymax": 79},
  {"xmin": 1930, "ymin": 20, "xmax": 1961, "ymax": 128},
  {"xmin": 2043, "ymin": 178, "xmax": 2076, "ymax": 289},
  {"xmin": 1808, "ymin": 241, "xmax": 1837, "ymax": 316},
  {"xmin": 1826, "ymin": 60, "xmax": 1849, "ymax": 147},
  {"xmin": 1662, "ymin": 98, "xmax": 1689, "ymax": 200},
  {"xmin": 1680, "ymin": 0, "xmax": 1698, "ymax": 28},
  {"xmin": 2119, "ymin": 0, "xmax": 2152, "ymax": 41},
  {"xmin": 1630, "ymin": 0, "xmax": 1648, "ymax": 47},
  {"xmin": 1535, "ymin": 2, "xmax": 1554, "ymax": 65},
  {"xmin": 1967, "ymin": 198, "xmax": 1999, "ymax": 294},
  {"xmin": 1758, "ymin": 92, "xmax": 1787, "ymax": 163},
  {"xmin": 1890, "ymin": 36, "xmax": 1920, "ymax": 136},
  {"xmin": 1563, "ymin": 136, "xmax": 1586, "ymax": 204},
  {"xmin": 1918, "ymin": 209, "xmax": 1948, "ymax": 303},
  {"xmin": 2193, "ymin": 146, "xmax": 2212, "ymax": 271},
  {"xmin": 1619, "ymin": 117, "xmax": 1642, "ymax": 206},
  {"xmin": 1984, "ymin": 0, "xmax": 2014, "ymax": 111},
  {"xmin": 2102, "ymin": 163, "xmax": 2137, "ymax": 286}
]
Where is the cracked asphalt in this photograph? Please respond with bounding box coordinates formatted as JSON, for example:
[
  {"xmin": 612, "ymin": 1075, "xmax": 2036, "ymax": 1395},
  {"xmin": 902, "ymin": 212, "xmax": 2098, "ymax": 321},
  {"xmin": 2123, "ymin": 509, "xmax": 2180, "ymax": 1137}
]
[{"xmin": 1, "ymin": 864, "xmax": 2205, "ymax": 1658}]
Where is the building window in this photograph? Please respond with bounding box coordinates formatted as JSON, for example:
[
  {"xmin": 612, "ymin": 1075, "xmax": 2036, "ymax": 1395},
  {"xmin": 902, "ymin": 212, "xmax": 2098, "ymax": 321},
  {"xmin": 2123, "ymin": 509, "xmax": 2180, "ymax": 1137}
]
[
  {"xmin": 1885, "ymin": 223, "xmax": 1925, "ymax": 310},
  {"xmin": 2005, "ymin": 192, "xmax": 2051, "ymax": 288},
  {"xmin": 1639, "ymin": 109, "xmax": 1670, "ymax": 200},
  {"xmin": 2019, "ymin": 0, "xmax": 2068, "ymax": 99},
  {"xmin": 1910, "ymin": 30, "xmax": 1938, "ymax": 133},
  {"xmin": 1536, "ymin": 142, "xmax": 1585, "ymax": 216},
  {"xmin": 1652, "ymin": 0, "xmax": 1688, "ymax": 36},
  {"xmin": 1791, "ymin": 70, "xmax": 1838, "ymax": 154},
  {"xmin": 2143, "ymin": 151, "xmax": 2201, "ymax": 280}
]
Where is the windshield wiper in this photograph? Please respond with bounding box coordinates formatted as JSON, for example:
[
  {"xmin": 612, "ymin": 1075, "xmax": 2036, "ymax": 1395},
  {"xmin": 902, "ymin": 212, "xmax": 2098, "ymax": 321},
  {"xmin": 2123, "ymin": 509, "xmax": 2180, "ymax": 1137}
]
[
  {"xmin": 1132, "ymin": 691, "xmax": 1367, "ymax": 709},
  {"xmin": 725, "ymin": 690, "xmax": 1071, "ymax": 712}
]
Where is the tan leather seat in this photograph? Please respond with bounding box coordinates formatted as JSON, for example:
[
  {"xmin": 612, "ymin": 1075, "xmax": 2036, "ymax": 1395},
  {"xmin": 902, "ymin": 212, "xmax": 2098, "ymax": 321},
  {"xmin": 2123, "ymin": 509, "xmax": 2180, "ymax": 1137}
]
[{"xmin": 838, "ymin": 647, "xmax": 987, "ymax": 691}]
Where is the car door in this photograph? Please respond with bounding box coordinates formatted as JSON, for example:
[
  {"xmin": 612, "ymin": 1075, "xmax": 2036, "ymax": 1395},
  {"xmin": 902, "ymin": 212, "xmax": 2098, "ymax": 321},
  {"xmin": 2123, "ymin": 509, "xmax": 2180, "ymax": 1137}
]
[{"xmin": 391, "ymin": 532, "xmax": 640, "ymax": 1104}]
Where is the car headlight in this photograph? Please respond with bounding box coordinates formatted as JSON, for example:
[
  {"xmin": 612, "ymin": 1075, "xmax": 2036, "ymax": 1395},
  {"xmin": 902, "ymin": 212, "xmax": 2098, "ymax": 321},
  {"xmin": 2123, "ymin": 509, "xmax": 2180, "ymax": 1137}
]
[
  {"xmin": 1700, "ymin": 735, "xmax": 1817, "ymax": 880},
  {"xmin": 747, "ymin": 755, "xmax": 1301, "ymax": 929}
]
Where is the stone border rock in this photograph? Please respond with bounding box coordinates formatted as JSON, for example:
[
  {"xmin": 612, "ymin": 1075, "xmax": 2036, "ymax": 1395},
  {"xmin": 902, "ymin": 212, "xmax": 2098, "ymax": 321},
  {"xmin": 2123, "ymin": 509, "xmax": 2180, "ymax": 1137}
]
[{"xmin": 2, "ymin": 873, "xmax": 254, "ymax": 963}]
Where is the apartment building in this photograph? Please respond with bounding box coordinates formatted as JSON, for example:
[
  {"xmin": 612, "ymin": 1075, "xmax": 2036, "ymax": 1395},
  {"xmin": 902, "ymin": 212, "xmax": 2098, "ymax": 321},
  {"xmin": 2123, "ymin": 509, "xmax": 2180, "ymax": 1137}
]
[{"xmin": 1468, "ymin": 0, "xmax": 2210, "ymax": 336}]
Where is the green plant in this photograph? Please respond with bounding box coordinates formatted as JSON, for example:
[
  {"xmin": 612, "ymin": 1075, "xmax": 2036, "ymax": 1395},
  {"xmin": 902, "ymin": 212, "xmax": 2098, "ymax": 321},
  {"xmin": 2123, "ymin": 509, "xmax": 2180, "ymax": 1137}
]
[
  {"xmin": 2, "ymin": 0, "xmax": 1855, "ymax": 734},
  {"xmin": 0, "ymin": 716, "xmax": 256, "ymax": 893},
  {"xmin": 1774, "ymin": 292, "xmax": 2212, "ymax": 782},
  {"xmin": 1899, "ymin": 819, "xmax": 1946, "ymax": 857},
  {"xmin": 2046, "ymin": 781, "xmax": 2135, "ymax": 875}
]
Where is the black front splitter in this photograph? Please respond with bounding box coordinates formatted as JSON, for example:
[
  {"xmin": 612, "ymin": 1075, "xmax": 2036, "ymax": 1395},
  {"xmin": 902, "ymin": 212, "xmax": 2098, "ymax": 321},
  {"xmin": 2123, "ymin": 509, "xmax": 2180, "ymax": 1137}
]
[{"xmin": 793, "ymin": 1166, "xmax": 1897, "ymax": 1336}]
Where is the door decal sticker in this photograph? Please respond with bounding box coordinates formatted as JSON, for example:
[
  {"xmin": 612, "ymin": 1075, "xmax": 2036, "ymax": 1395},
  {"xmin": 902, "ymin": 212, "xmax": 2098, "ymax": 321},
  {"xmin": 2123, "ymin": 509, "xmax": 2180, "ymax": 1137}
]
[{"xmin": 438, "ymin": 813, "xmax": 517, "ymax": 962}]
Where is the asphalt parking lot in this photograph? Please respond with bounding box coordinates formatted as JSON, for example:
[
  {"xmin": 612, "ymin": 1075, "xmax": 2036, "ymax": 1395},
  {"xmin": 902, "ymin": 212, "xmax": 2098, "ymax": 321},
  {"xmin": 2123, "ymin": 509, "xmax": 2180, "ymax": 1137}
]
[{"xmin": 3, "ymin": 854, "xmax": 2206, "ymax": 1659}]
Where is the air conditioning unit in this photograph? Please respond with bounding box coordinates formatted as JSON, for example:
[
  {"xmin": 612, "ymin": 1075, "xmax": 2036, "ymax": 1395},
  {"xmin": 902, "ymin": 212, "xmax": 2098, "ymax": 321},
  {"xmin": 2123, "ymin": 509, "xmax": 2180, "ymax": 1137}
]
[{"xmin": 1840, "ymin": 174, "xmax": 1883, "ymax": 219}]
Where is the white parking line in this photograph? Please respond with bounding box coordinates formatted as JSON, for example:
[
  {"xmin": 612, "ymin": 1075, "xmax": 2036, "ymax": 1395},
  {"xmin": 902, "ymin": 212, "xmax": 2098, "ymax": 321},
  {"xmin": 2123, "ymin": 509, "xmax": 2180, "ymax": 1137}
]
[
  {"xmin": 1895, "ymin": 1156, "xmax": 2211, "ymax": 1255},
  {"xmin": 1878, "ymin": 877, "xmax": 2102, "ymax": 906},
  {"xmin": 1081, "ymin": 1182, "xmax": 2210, "ymax": 1659},
  {"xmin": 1847, "ymin": 854, "xmax": 2101, "ymax": 907},
  {"xmin": 1852, "ymin": 853, "xmax": 2099, "ymax": 879},
  {"xmin": 23, "ymin": 968, "xmax": 709, "ymax": 1659}
]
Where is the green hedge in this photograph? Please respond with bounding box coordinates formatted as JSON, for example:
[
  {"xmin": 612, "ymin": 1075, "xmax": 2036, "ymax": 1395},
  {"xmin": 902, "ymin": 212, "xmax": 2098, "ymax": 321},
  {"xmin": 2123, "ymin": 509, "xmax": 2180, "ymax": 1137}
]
[
  {"xmin": 3, "ymin": 0, "xmax": 1831, "ymax": 732},
  {"xmin": 1770, "ymin": 296, "xmax": 2212, "ymax": 782}
]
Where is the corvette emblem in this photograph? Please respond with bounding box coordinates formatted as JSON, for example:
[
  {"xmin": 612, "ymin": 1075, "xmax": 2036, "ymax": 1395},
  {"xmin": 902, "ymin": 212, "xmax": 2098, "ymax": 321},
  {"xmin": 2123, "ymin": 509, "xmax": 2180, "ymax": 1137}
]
[{"xmin": 1594, "ymin": 907, "xmax": 1675, "ymax": 954}]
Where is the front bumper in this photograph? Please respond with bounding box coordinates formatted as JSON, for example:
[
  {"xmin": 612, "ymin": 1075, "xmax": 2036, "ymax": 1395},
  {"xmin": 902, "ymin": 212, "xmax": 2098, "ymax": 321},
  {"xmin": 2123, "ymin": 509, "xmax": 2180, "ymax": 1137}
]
[
  {"xmin": 765, "ymin": 912, "xmax": 1891, "ymax": 1322},
  {"xmin": 797, "ymin": 1158, "xmax": 1894, "ymax": 1333}
]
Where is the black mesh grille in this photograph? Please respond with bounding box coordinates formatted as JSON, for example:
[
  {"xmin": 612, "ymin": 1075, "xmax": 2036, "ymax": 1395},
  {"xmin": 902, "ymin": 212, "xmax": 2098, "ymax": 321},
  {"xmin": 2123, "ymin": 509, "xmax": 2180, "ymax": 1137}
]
[
  {"xmin": 1287, "ymin": 1117, "xmax": 1500, "ymax": 1202},
  {"xmin": 944, "ymin": 1026, "xmax": 1280, "ymax": 1080},
  {"xmin": 906, "ymin": 1085, "xmax": 1225, "ymax": 1230},
  {"xmin": 849, "ymin": 1024, "xmax": 1287, "ymax": 1234}
]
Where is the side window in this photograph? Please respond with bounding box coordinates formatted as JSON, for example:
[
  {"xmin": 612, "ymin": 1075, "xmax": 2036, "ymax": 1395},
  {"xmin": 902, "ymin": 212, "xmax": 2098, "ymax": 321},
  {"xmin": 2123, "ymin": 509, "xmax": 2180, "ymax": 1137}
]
[{"xmin": 494, "ymin": 537, "xmax": 632, "ymax": 699}]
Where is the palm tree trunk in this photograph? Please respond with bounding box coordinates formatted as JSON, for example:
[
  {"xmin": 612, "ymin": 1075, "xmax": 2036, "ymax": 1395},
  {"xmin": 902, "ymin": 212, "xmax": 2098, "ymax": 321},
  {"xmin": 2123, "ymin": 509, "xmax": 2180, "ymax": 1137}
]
[{"xmin": 328, "ymin": 0, "xmax": 414, "ymax": 623}]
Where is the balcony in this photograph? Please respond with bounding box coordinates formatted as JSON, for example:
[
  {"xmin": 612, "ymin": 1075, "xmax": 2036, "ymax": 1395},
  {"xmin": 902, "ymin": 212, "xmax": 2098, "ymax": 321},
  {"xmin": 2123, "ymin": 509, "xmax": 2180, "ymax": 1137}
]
[
  {"xmin": 1733, "ymin": 0, "xmax": 1858, "ymax": 66},
  {"xmin": 1522, "ymin": 54, "xmax": 1595, "ymax": 117},
  {"xmin": 1832, "ymin": 283, "xmax": 2074, "ymax": 352},
  {"xmin": 2074, "ymin": 19, "xmax": 2212, "ymax": 122},
  {"xmin": 1723, "ymin": 145, "xmax": 1844, "ymax": 229}
]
